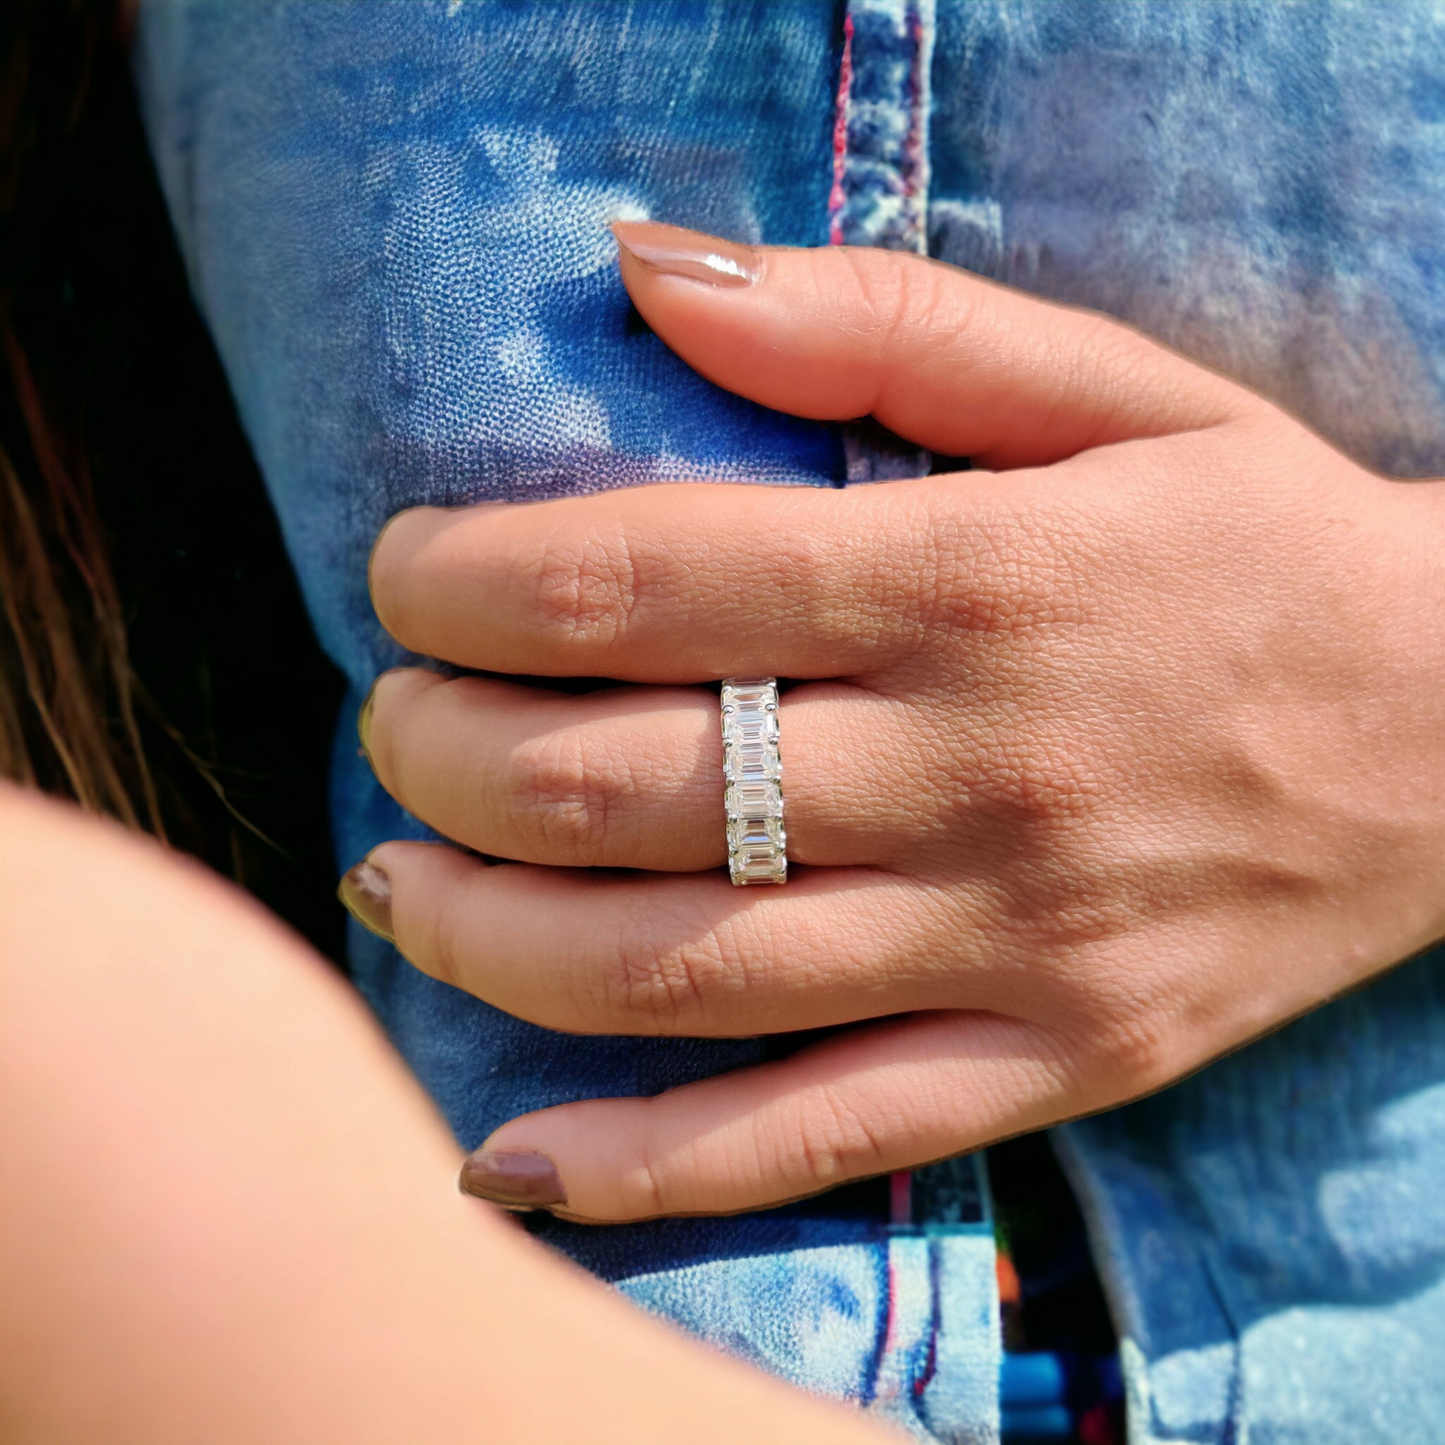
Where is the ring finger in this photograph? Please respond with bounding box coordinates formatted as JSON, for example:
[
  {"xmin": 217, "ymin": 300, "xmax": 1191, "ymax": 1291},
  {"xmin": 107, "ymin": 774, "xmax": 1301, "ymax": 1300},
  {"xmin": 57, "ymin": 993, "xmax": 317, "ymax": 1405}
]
[{"xmin": 361, "ymin": 669, "xmax": 925, "ymax": 871}]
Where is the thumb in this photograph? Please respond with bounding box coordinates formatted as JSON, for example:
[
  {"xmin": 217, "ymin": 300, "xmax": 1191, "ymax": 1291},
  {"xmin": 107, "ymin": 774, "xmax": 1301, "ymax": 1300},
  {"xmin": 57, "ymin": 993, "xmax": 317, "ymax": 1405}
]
[{"xmin": 612, "ymin": 220, "xmax": 1251, "ymax": 470}]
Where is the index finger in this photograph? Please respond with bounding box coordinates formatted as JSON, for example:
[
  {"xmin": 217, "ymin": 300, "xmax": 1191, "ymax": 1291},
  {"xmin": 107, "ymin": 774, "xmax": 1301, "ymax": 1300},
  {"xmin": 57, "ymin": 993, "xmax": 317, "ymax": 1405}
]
[{"xmin": 370, "ymin": 477, "xmax": 964, "ymax": 680}]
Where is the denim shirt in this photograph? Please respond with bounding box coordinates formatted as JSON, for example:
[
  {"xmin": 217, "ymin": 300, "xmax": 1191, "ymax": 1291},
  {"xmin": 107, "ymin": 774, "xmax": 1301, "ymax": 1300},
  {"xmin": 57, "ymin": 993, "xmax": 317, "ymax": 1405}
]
[{"xmin": 135, "ymin": 4, "xmax": 1445, "ymax": 1442}]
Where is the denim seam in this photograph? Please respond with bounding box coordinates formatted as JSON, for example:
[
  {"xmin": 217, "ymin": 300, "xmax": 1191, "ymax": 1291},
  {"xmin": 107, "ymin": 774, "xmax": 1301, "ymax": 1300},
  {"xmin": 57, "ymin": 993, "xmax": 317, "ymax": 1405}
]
[
  {"xmin": 829, "ymin": 0, "xmax": 935, "ymax": 251},
  {"xmin": 830, "ymin": 0, "xmax": 936, "ymax": 483}
]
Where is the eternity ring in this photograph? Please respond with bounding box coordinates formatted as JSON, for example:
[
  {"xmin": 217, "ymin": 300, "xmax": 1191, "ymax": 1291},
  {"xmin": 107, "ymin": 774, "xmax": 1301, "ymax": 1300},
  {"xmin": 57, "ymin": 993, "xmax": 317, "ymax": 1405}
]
[{"xmin": 721, "ymin": 676, "xmax": 787, "ymax": 886}]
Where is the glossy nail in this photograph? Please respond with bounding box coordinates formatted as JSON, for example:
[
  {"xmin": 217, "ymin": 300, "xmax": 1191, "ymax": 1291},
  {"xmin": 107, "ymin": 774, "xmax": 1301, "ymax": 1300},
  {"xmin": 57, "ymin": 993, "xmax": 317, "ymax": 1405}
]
[
  {"xmin": 338, "ymin": 858, "xmax": 393, "ymax": 942},
  {"xmin": 459, "ymin": 1149, "xmax": 568, "ymax": 1210},
  {"xmin": 611, "ymin": 220, "xmax": 761, "ymax": 287}
]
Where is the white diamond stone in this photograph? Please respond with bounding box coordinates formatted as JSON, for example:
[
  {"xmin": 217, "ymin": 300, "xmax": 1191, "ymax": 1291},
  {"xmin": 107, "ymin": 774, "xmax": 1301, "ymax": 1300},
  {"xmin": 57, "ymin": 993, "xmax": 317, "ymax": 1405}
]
[
  {"xmin": 728, "ymin": 815, "xmax": 784, "ymax": 850},
  {"xmin": 725, "ymin": 781, "xmax": 783, "ymax": 818},
  {"xmin": 724, "ymin": 741, "xmax": 782, "ymax": 783},
  {"xmin": 724, "ymin": 710, "xmax": 779, "ymax": 747},
  {"xmin": 727, "ymin": 684, "xmax": 773, "ymax": 708},
  {"xmin": 720, "ymin": 677, "xmax": 786, "ymax": 885}
]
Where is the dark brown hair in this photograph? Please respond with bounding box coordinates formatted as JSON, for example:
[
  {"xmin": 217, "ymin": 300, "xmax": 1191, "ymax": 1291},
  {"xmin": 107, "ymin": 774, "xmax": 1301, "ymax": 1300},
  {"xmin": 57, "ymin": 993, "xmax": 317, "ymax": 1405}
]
[
  {"xmin": 0, "ymin": 0, "xmax": 160, "ymax": 828},
  {"xmin": 0, "ymin": 0, "xmax": 347, "ymax": 959}
]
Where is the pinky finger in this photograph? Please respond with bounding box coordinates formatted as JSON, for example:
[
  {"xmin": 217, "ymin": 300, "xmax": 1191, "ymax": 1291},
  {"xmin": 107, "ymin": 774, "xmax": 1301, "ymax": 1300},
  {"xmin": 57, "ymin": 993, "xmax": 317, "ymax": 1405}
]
[{"xmin": 463, "ymin": 1011, "xmax": 1089, "ymax": 1222}]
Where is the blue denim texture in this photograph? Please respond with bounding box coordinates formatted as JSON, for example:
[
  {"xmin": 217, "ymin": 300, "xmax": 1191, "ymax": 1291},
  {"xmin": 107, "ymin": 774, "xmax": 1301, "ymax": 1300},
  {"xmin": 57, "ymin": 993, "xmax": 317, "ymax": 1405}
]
[{"xmin": 135, "ymin": 4, "xmax": 1445, "ymax": 1442}]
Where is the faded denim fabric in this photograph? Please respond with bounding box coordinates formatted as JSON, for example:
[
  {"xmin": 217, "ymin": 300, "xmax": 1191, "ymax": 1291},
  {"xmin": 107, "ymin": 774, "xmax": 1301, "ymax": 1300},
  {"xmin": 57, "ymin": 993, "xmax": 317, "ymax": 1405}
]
[
  {"xmin": 135, "ymin": 3, "xmax": 1445, "ymax": 1443},
  {"xmin": 921, "ymin": 7, "xmax": 1445, "ymax": 1440}
]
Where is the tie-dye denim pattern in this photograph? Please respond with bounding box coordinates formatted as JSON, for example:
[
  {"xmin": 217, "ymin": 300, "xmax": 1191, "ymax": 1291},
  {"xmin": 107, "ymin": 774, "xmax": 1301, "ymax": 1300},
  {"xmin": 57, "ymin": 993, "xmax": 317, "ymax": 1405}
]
[
  {"xmin": 923, "ymin": 7, "xmax": 1445, "ymax": 1439},
  {"xmin": 135, "ymin": 3, "xmax": 1445, "ymax": 1442}
]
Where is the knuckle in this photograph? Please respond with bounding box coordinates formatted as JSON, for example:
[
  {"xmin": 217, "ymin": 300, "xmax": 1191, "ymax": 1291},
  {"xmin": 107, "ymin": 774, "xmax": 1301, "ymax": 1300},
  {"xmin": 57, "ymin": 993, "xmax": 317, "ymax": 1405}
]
[
  {"xmin": 506, "ymin": 729, "xmax": 628, "ymax": 865},
  {"xmin": 984, "ymin": 883, "xmax": 1183, "ymax": 1096},
  {"xmin": 1064, "ymin": 314, "xmax": 1175, "ymax": 439},
  {"xmin": 1101, "ymin": 1011, "xmax": 1177, "ymax": 1094},
  {"xmin": 968, "ymin": 725, "xmax": 1108, "ymax": 834},
  {"xmin": 1063, "ymin": 990, "xmax": 1179, "ymax": 1098},
  {"xmin": 914, "ymin": 499, "xmax": 1083, "ymax": 642},
  {"xmin": 613, "ymin": 941, "xmax": 712, "ymax": 1032},
  {"xmin": 602, "ymin": 902, "xmax": 744, "ymax": 1032},
  {"xmin": 791, "ymin": 1086, "xmax": 889, "ymax": 1191},
  {"xmin": 839, "ymin": 248, "xmax": 951, "ymax": 381},
  {"xmin": 527, "ymin": 528, "xmax": 639, "ymax": 647},
  {"xmin": 1001, "ymin": 868, "xmax": 1137, "ymax": 956},
  {"xmin": 954, "ymin": 731, "xmax": 1138, "ymax": 948}
]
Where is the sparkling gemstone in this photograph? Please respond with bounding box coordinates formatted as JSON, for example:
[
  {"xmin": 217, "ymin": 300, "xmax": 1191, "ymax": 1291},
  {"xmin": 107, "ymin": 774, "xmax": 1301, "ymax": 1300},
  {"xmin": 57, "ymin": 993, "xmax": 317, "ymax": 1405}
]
[
  {"xmin": 725, "ymin": 780, "xmax": 783, "ymax": 818},
  {"xmin": 724, "ymin": 710, "xmax": 779, "ymax": 747},
  {"xmin": 732, "ymin": 844, "xmax": 787, "ymax": 883},
  {"xmin": 724, "ymin": 744, "xmax": 782, "ymax": 783},
  {"xmin": 728, "ymin": 815, "xmax": 784, "ymax": 851},
  {"xmin": 725, "ymin": 682, "xmax": 774, "ymax": 708}
]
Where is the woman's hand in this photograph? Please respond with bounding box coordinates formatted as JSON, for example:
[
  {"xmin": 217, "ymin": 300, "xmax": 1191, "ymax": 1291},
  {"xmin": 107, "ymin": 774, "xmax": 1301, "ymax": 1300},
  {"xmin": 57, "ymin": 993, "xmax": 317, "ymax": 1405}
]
[{"xmin": 351, "ymin": 222, "xmax": 1445, "ymax": 1222}]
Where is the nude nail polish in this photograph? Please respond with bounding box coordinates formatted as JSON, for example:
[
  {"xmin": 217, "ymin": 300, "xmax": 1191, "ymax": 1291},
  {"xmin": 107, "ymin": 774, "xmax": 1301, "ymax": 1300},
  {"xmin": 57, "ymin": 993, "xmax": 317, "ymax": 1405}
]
[
  {"xmin": 611, "ymin": 220, "xmax": 762, "ymax": 287},
  {"xmin": 338, "ymin": 858, "xmax": 394, "ymax": 942},
  {"xmin": 357, "ymin": 686, "xmax": 376, "ymax": 761},
  {"xmin": 459, "ymin": 1149, "xmax": 568, "ymax": 1211}
]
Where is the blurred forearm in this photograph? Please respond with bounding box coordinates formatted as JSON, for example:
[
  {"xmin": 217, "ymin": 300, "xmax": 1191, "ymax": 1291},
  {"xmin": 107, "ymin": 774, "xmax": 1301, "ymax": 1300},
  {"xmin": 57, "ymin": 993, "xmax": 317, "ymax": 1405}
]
[{"xmin": 0, "ymin": 785, "xmax": 888, "ymax": 1445}]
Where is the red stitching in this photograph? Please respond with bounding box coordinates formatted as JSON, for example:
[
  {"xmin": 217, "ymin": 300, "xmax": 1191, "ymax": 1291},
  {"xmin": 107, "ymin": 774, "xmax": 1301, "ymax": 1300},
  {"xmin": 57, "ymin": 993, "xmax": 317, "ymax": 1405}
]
[{"xmin": 827, "ymin": 12, "xmax": 854, "ymax": 246}]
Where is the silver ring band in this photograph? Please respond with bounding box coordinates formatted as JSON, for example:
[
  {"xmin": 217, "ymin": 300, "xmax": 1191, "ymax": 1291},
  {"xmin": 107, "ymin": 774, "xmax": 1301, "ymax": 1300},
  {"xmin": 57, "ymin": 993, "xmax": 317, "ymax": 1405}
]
[{"xmin": 722, "ymin": 677, "xmax": 787, "ymax": 886}]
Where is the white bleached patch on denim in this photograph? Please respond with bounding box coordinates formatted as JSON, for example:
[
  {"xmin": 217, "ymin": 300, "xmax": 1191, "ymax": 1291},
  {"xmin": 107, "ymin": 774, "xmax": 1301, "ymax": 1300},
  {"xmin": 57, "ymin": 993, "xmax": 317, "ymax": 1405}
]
[
  {"xmin": 370, "ymin": 125, "xmax": 646, "ymax": 459},
  {"xmin": 926, "ymin": 2, "xmax": 1445, "ymax": 476},
  {"xmin": 1237, "ymin": 1281, "xmax": 1445, "ymax": 1443},
  {"xmin": 1119, "ymin": 1339, "xmax": 1198, "ymax": 1445},
  {"xmin": 1318, "ymin": 1081, "xmax": 1445, "ymax": 1284},
  {"xmin": 618, "ymin": 1228, "xmax": 1000, "ymax": 1445},
  {"xmin": 1139, "ymin": 1340, "xmax": 1235, "ymax": 1444},
  {"xmin": 493, "ymin": 326, "xmax": 542, "ymax": 383},
  {"xmin": 617, "ymin": 1245, "xmax": 886, "ymax": 1404}
]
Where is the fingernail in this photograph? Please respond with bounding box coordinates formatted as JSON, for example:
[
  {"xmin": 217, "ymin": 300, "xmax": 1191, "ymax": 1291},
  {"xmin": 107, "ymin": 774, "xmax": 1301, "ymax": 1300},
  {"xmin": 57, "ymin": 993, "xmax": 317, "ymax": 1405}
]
[
  {"xmin": 357, "ymin": 685, "xmax": 376, "ymax": 761},
  {"xmin": 338, "ymin": 858, "xmax": 394, "ymax": 943},
  {"xmin": 459, "ymin": 1149, "xmax": 568, "ymax": 1210},
  {"xmin": 611, "ymin": 220, "xmax": 761, "ymax": 287}
]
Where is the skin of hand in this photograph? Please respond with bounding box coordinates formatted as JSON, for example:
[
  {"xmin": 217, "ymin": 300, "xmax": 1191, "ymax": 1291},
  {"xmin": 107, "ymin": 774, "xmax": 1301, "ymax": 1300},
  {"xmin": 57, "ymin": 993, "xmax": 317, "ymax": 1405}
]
[
  {"xmin": 350, "ymin": 220, "xmax": 1445, "ymax": 1224},
  {"xmin": 0, "ymin": 784, "xmax": 891, "ymax": 1445}
]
